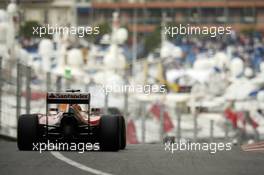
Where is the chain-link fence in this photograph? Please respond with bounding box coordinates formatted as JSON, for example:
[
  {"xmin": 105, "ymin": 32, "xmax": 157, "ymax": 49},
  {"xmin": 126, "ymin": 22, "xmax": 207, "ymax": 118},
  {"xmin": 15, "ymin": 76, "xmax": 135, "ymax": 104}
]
[
  {"xmin": 0, "ymin": 56, "xmax": 19, "ymax": 138},
  {"xmin": 0, "ymin": 56, "xmax": 237, "ymax": 143},
  {"xmin": 0, "ymin": 56, "xmax": 88, "ymax": 138}
]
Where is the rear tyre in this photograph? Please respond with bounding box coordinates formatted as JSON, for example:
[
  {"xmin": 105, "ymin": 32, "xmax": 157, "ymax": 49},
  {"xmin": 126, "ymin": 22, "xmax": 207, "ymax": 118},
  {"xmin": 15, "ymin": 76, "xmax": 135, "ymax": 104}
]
[
  {"xmin": 17, "ymin": 114, "xmax": 39, "ymax": 150},
  {"xmin": 99, "ymin": 115, "xmax": 119, "ymax": 151},
  {"xmin": 119, "ymin": 116, "xmax": 126, "ymax": 149}
]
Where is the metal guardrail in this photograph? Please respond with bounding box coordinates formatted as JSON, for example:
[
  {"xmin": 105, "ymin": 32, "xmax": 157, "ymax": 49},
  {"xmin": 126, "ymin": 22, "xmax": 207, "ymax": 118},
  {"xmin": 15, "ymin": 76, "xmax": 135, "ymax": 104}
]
[
  {"xmin": 0, "ymin": 56, "xmax": 237, "ymax": 143},
  {"xmin": 0, "ymin": 57, "xmax": 132, "ymax": 140},
  {"xmin": 0, "ymin": 57, "xmax": 87, "ymax": 139}
]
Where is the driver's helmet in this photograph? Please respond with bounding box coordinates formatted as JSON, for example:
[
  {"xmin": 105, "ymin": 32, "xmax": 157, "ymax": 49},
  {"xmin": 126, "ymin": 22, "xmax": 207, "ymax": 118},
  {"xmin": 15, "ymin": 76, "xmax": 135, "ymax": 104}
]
[{"xmin": 58, "ymin": 104, "xmax": 69, "ymax": 112}]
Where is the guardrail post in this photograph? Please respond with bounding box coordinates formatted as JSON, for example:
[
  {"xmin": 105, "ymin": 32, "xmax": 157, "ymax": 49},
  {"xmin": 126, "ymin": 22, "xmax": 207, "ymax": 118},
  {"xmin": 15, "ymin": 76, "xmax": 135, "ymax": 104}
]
[
  {"xmin": 0, "ymin": 57, "xmax": 2, "ymax": 129},
  {"xmin": 104, "ymin": 93, "xmax": 108, "ymax": 114},
  {"xmin": 225, "ymin": 116, "xmax": 229, "ymax": 140},
  {"xmin": 141, "ymin": 102, "xmax": 146, "ymax": 143},
  {"xmin": 26, "ymin": 66, "xmax": 31, "ymax": 114},
  {"xmin": 210, "ymin": 120, "xmax": 214, "ymax": 142},
  {"xmin": 66, "ymin": 79, "xmax": 71, "ymax": 90},
  {"xmin": 193, "ymin": 107, "xmax": 198, "ymax": 142},
  {"xmin": 160, "ymin": 103, "xmax": 164, "ymax": 142},
  {"xmin": 176, "ymin": 105, "xmax": 181, "ymax": 140},
  {"xmin": 16, "ymin": 63, "xmax": 22, "ymax": 121},
  {"xmin": 124, "ymin": 91, "xmax": 128, "ymax": 117},
  {"xmin": 56, "ymin": 75, "xmax": 62, "ymax": 92},
  {"xmin": 46, "ymin": 72, "xmax": 51, "ymax": 92}
]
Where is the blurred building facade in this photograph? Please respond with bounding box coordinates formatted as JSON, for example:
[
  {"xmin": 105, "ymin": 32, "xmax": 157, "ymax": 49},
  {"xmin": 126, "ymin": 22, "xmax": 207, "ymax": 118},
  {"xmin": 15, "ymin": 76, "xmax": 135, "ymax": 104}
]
[
  {"xmin": 0, "ymin": 0, "xmax": 263, "ymax": 32},
  {"xmin": 91, "ymin": 0, "xmax": 264, "ymax": 33},
  {"xmin": 0, "ymin": 0, "xmax": 92, "ymax": 26}
]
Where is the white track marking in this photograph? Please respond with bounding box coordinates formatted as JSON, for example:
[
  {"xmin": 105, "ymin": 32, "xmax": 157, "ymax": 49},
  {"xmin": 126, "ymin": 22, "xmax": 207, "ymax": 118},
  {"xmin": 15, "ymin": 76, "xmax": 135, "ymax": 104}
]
[{"xmin": 51, "ymin": 151, "xmax": 113, "ymax": 175}]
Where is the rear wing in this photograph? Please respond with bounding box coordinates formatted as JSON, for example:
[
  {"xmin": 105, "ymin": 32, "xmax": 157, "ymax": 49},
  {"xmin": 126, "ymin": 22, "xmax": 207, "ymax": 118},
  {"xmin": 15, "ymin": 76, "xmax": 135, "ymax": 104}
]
[{"xmin": 47, "ymin": 92, "xmax": 90, "ymax": 104}]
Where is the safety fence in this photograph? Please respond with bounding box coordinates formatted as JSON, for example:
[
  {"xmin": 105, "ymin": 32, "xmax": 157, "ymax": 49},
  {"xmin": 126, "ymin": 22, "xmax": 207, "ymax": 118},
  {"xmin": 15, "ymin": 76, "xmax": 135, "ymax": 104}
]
[
  {"xmin": 0, "ymin": 56, "xmax": 246, "ymax": 144},
  {"xmin": 0, "ymin": 56, "xmax": 85, "ymax": 138}
]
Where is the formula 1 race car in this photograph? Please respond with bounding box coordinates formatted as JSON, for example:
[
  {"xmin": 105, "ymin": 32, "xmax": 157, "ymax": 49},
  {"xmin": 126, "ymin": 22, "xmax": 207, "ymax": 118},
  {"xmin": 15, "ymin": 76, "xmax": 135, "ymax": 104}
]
[{"xmin": 17, "ymin": 90, "xmax": 126, "ymax": 151}]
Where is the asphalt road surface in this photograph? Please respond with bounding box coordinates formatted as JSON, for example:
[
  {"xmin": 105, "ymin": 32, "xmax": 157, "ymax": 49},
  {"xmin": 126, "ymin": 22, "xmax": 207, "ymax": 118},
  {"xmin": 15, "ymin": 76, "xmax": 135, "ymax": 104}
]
[{"xmin": 1, "ymin": 139, "xmax": 264, "ymax": 175}]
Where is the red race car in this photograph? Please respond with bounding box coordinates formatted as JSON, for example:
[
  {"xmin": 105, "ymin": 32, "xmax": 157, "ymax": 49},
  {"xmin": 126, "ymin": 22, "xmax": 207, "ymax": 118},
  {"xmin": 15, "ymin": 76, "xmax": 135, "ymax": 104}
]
[{"xmin": 17, "ymin": 90, "xmax": 126, "ymax": 151}]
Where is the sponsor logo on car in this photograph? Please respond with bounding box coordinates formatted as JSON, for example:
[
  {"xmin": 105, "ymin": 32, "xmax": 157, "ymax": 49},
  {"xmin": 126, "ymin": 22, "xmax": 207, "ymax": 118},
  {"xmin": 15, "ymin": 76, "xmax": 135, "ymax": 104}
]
[{"xmin": 47, "ymin": 93, "xmax": 90, "ymax": 99}]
